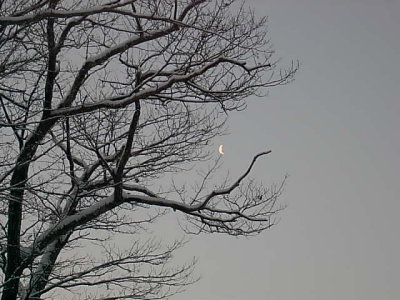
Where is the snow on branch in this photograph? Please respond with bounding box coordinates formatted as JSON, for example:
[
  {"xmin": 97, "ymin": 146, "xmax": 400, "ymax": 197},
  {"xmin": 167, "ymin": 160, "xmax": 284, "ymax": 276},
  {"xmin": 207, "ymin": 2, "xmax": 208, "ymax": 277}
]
[
  {"xmin": 0, "ymin": 0, "xmax": 206, "ymax": 26},
  {"xmin": 28, "ymin": 150, "xmax": 276, "ymax": 257},
  {"xmin": 52, "ymin": 56, "xmax": 270, "ymax": 117},
  {"xmin": 0, "ymin": 1, "xmax": 140, "ymax": 26}
]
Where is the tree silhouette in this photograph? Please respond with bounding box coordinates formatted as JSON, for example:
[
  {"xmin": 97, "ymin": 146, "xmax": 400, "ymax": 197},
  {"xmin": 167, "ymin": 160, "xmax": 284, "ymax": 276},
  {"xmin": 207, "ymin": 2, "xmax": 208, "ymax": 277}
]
[{"xmin": 0, "ymin": 1, "xmax": 297, "ymax": 299}]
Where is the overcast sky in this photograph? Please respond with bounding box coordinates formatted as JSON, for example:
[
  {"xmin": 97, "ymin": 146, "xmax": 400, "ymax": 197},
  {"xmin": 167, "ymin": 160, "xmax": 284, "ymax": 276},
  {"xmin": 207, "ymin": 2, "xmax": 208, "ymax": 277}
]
[{"xmin": 170, "ymin": 1, "xmax": 400, "ymax": 299}]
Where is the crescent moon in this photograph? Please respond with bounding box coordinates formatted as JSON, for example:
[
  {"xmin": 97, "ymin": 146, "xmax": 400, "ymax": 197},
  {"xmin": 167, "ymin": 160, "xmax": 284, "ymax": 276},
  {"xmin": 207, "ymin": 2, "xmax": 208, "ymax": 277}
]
[{"xmin": 218, "ymin": 145, "xmax": 225, "ymax": 155}]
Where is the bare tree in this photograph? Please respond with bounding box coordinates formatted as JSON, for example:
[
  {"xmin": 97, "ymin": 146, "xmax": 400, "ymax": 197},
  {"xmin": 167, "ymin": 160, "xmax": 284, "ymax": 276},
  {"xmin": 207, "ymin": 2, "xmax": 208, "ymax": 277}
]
[{"xmin": 0, "ymin": 0, "xmax": 297, "ymax": 299}]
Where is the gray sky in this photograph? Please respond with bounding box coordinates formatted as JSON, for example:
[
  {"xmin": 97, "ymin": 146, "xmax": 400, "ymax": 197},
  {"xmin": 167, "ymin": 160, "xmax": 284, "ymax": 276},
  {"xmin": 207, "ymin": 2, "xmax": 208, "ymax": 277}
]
[{"xmin": 171, "ymin": 1, "xmax": 400, "ymax": 299}]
